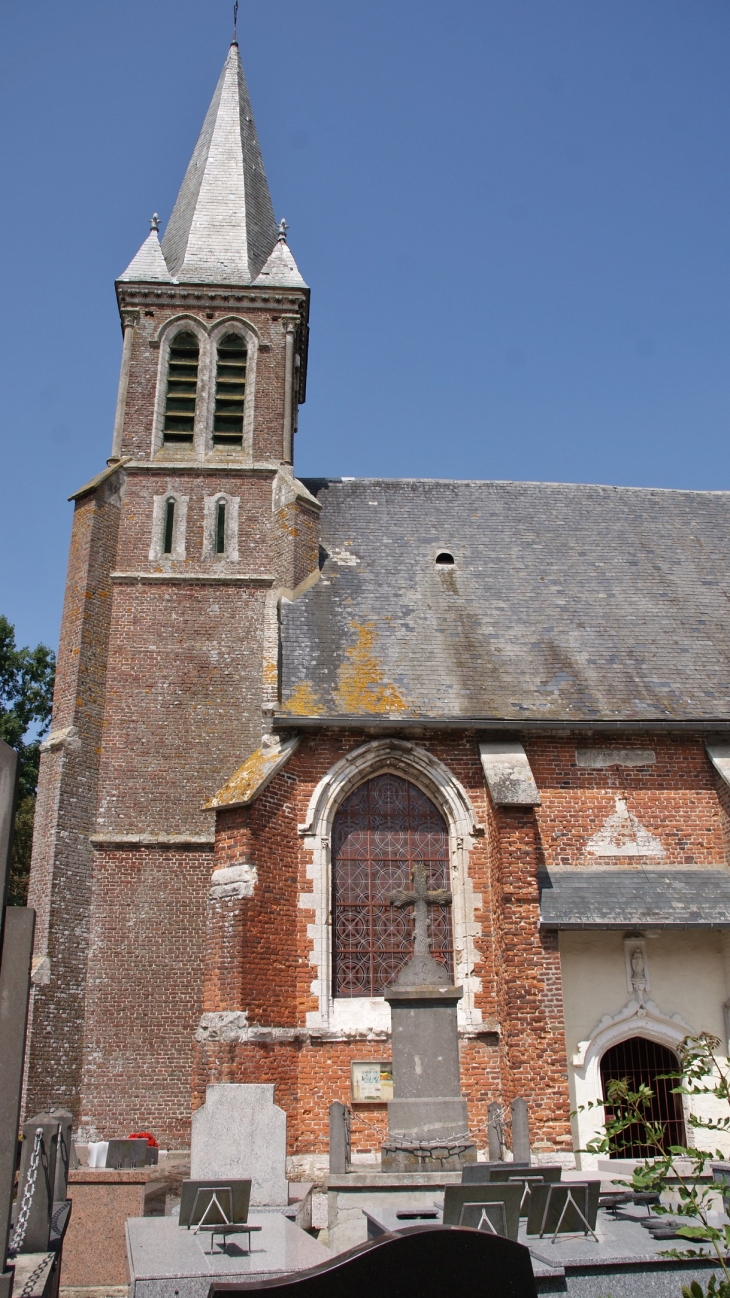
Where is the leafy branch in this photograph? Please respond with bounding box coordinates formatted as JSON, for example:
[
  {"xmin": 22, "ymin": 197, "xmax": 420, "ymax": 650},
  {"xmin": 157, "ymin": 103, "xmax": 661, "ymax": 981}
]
[{"xmin": 575, "ymin": 1033, "xmax": 730, "ymax": 1297}]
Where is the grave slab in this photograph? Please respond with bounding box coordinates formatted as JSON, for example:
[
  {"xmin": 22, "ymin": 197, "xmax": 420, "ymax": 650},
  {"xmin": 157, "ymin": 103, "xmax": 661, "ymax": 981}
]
[
  {"xmin": 126, "ymin": 1211, "xmax": 330, "ymax": 1298},
  {"xmin": 191, "ymin": 1086, "xmax": 287, "ymax": 1207}
]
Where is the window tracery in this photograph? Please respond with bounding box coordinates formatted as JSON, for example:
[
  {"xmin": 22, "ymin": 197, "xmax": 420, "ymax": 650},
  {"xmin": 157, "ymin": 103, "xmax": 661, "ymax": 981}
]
[{"xmin": 331, "ymin": 773, "xmax": 454, "ymax": 998}]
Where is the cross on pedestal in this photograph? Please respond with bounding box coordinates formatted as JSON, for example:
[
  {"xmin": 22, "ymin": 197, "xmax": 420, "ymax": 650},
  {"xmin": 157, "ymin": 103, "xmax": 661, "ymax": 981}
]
[{"xmin": 389, "ymin": 861, "xmax": 452, "ymax": 965}]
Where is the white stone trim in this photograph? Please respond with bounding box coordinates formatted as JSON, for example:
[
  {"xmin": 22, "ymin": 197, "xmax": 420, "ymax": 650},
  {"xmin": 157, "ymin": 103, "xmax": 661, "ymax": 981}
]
[
  {"xmin": 298, "ymin": 739, "xmax": 486, "ymax": 1036},
  {"xmin": 193, "ymin": 1012, "xmax": 496, "ymax": 1046},
  {"xmin": 150, "ymin": 314, "xmax": 262, "ymax": 461},
  {"xmin": 203, "ymin": 493, "xmax": 240, "ymax": 560},
  {"xmin": 571, "ymin": 997, "xmax": 697, "ymax": 1168},
  {"xmin": 149, "ymin": 492, "xmax": 188, "ymax": 561},
  {"xmin": 206, "ymin": 317, "xmax": 260, "ymax": 461},
  {"xmin": 479, "ymin": 741, "xmax": 541, "ymax": 806},
  {"xmin": 40, "ymin": 726, "xmax": 80, "ymax": 753},
  {"xmin": 707, "ymin": 745, "xmax": 730, "ymax": 790},
  {"xmin": 208, "ymin": 863, "xmax": 258, "ymax": 901},
  {"xmin": 576, "ymin": 749, "xmax": 656, "ymax": 769},
  {"xmin": 151, "ymin": 315, "xmax": 210, "ymax": 458}
]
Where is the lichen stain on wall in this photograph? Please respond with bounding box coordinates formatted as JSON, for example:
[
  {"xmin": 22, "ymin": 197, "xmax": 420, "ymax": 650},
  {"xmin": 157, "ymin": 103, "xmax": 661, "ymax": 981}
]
[
  {"xmin": 281, "ymin": 680, "xmax": 324, "ymax": 715},
  {"xmin": 334, "ymin": 621, "xmax": 408, "ymax": 715}
]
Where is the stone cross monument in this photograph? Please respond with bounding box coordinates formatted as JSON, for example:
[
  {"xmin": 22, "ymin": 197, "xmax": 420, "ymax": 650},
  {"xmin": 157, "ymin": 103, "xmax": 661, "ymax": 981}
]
[{"xmin": 381, "ymin": 862, "xmax": 477, "ymax": 1172}]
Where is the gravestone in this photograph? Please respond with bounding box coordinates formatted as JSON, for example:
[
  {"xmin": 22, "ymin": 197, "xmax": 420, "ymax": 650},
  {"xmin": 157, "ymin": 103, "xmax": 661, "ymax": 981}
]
[
  {"xmin": 191, "ymin": 1084, "xmax": 287, "ymax": 1205},
  {"xmin": 511, "ymin": 1097, "xmax": 531, "ymax": 1164},
  {"xmin": 207, "ymin": 1224, "xmax": 538, "ymax": 1298},
  {"xmin": 488, "ymin": 1101, "xmax": 504, "ymax": 1161},
  {"xmin": 381, "ymin": 863, "xmax": 477, "ymax": 1171},
  {"xmin": 328, "ymin": 1102, "xmax": 350, "ymax": 1175}
]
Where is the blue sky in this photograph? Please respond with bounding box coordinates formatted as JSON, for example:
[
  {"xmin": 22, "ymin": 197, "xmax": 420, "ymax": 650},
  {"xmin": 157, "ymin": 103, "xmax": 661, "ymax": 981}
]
[{"xmin": 2, "ymin": 0, "xmax": 730, "ymax": 652}]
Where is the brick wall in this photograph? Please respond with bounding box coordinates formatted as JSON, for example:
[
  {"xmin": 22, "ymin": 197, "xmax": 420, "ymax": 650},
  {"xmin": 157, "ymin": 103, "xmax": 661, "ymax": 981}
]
[
  {"xmin": 194, "ymin": 732, "xmax": 574, "ymax": 1155},
  {"xmin": 78, "ymin": 845, "xmax": 212, "ymax": 1145},
  {"xmin": 26, "ymin": 472, "xmax": 123, "ymax": 1118},
  {"xmin": 26, "ymin": 269, "xmax": 317, "ymax": 1133}
]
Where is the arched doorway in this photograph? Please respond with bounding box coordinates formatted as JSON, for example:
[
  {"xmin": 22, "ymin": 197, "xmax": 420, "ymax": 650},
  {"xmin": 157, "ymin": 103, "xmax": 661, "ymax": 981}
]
[
  {"xmin": 600, "ymin": 1036, "xmax": 685, "ymax": 1157},
  {"xmin": 332, "ymin": 773, "xmax": 454, "ymax": 997}
]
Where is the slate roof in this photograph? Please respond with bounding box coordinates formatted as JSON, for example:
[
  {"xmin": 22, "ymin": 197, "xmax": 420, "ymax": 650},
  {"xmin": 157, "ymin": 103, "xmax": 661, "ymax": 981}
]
[
  {"xmin": 120, "ymin": 42, "xmax": 281, "ymax": 287},
  {"xmin": 118, "ymin": 229, "xmax": 172, "ymax": 283},
  {"xmin": 278, "ymin": 478, "xmax": 730, "ymax": 723},
  {"xmin": 162, "ymin": 42, "xmax": 277, "ymax": 284},
  {"xmin": 539, "ymin": 869, "xmax": 730, "ymax": 928}
]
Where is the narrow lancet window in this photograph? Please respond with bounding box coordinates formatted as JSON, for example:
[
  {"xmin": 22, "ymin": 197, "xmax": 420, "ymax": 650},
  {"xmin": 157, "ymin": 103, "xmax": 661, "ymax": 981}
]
[
  {"xmin": 213, "ymin": 333, "xmax": 247, "ymax": 446},
  {"xmin": 215, "ymin": 501, "xmax": 226, "ymax": 555},
  {"xmin": 163, "ymin": 332, "xmax": 199, "ymax": 443},
  {"xmin": 163, "ymin": 499, "xmax": 175, "ymax": 555}
]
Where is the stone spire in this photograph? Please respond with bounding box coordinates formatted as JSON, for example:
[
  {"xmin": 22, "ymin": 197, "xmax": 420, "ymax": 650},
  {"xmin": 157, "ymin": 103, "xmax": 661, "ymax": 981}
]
[{"xmin": 160, "ymin": 41, "xmax": 278, "ymax": 285}]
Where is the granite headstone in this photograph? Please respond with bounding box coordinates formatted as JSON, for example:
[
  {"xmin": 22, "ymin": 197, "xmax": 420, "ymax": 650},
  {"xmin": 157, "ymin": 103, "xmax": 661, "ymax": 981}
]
[{"xmin": 190, "ymin": 1083, "xmax": 287, "ymax": 1206}]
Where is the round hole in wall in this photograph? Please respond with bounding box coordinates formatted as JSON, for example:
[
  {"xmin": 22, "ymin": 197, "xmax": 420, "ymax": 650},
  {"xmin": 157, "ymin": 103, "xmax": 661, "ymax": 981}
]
[{"xmin": 435, "ymin": 552, "xmax": 455, "ymax": 565}]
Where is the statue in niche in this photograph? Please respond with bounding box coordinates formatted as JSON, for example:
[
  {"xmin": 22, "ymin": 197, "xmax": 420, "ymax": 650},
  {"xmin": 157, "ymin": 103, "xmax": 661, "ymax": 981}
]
[{"xmin": 630, "ymin": 947, "xmax": 648, "ymax": 1004}]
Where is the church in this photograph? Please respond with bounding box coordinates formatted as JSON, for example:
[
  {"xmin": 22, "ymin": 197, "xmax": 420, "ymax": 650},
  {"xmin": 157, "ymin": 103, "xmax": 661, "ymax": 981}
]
[{"xmin": 25, "ymin": 37, "xmax": 730, "ymax": 1171}]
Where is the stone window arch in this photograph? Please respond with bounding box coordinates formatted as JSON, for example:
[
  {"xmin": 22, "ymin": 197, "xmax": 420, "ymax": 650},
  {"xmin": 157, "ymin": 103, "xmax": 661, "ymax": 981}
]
[
  {"xmin": 205, "ymin": 318, "xmax": 260, "ymax": 458},
  {"xmin": 149, "ymin": 491, "xmax": 188, "ymax": 561},
  {"xmin": 570, "ymin": 1000, "xmax": 697, "ymax": 1167},
  {"xmin": 332, "ymin": 773, "xmax": 454, "ymax": 998},
  {"xmin": 600, "ymin": 1037, "xmax": 685, "ymax": 1156},
  {"xmin": 203, "ymin": 492, "xmax": 239, "ymax": 560},
  {"xmin": 298, "ymin": 738, "xmax": 485, "ymax": 1036},
  {"xmin": 151, "ymin": 316, "xmax": 209, "ymax": 457}
]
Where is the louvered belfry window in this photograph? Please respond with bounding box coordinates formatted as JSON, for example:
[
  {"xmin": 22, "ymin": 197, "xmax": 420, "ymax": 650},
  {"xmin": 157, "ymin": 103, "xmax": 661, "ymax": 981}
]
[
  {"xmin": 213, "ymin": 333, "xmax": 247, "ymax": 446},
  {"xmin": 600, "ymin": 1037, "xmax": 686, "ymax": 1157},
  {"xmin": 163, "ymin": 332, "xmax": 199, "ymax": 443},
  {"xmin": 332, "ymin": 774, "xmax": 454, "ymax": 998}
]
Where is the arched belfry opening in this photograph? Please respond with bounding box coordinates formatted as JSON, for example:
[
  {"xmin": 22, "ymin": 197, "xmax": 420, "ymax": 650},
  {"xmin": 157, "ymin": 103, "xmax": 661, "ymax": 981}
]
[
  {"xmin": 600, "ymin": 1036, "xmax": 686, "ymax": 1157},
  {"xmin": 331, "ymin": 773, "xmax": 454, "ymax": 998}
]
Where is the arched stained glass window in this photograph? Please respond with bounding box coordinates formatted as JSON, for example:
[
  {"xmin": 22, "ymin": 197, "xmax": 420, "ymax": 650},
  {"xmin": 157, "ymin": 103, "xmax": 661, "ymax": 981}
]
[
  {"xmin": 163, "ymin": 331, "xmax": 199, "ymax": 443},
  {"xmin": 213, "ymin": 333, "xmax": 247, "ymax": 445},
  {"xmin": 332, "ymin": 774, "xmax": 453, "ymax": 998}
]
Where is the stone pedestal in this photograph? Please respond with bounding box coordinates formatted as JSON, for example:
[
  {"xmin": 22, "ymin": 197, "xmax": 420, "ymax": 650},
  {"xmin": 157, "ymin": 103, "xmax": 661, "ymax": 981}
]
[
  {"xmin": 62, "ymin": 1168, "xmax": 168, "ymax": 1286},
  {"xmin": 382, "ymin": 957, "xmax": 476, "ymax": 1172}
]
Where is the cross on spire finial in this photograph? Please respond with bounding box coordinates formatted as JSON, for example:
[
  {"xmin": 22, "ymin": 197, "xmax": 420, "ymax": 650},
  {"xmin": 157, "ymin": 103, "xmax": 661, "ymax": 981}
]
[
  {"xmin": 232, "ymin": 0, "xmax": 239, "ymax": 44},
  {"xmin": 389, "ymin": 861, "xmax": 452, "ymax": 966},
  {"xmin": 277, "ymin": 218, "xmax": 288, "ymax": 243}
]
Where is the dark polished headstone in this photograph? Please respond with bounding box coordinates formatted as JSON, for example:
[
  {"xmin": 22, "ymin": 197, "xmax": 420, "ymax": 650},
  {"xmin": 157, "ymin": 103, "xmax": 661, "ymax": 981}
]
[{"xmin": 208, "ymin": 1224, "xmax": 538, "ymax": 1298}]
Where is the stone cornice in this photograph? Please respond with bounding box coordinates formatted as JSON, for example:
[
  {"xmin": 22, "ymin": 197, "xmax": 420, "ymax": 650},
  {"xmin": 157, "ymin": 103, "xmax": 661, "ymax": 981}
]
[
  {"xmin": 194, "ymin": 1012, "xmax": 500, "ymax": 1046},
  {"xmin": 123, "ymin": 460, "xmax": 281, "ymax": 477},
  {"xmin": 110, "ymin": 572, "xmax": 275, "ymax": 586},
  {"xmin": 90, "ymin": 833, "xmax": 214, "ymax": 849},
  {"xmin": 116, "ymin": 283, "xmax": 308, "ymax": 312}
]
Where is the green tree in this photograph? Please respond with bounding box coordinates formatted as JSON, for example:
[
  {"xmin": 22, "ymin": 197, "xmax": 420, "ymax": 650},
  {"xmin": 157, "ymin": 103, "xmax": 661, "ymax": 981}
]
[{"xmin": 0, "ymin": 615, "xmax": 56, "ymax": 905}]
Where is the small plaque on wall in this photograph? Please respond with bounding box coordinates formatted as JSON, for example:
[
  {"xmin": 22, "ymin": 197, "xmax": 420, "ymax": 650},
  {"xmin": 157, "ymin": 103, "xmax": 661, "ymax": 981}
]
[{"xmin": 351, "ymin": 1060, "xmax": 393, "ymax": 1103}]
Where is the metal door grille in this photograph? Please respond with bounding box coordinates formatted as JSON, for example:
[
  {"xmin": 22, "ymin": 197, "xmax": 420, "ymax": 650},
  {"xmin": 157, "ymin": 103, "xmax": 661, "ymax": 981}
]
[
  {"xmin": 600, "ymin": 1036, "xmax": 685, "ymax": 1157},
  {"xmin": 332, "ymin": 774, "xmax": 454, "ymax": 997}
]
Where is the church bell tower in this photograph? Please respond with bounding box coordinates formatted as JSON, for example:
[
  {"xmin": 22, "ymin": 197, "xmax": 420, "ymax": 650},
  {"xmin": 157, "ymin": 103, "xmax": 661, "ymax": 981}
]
[{"xmin": 25, "ymin": 39, "xmax": 321, "ymax": 1141}]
